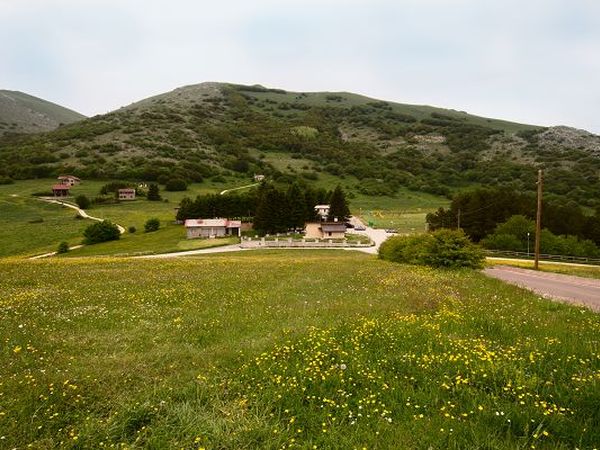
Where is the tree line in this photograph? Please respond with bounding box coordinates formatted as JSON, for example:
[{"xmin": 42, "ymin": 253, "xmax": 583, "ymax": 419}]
[
  {"xmin": 176, "ymin": 183, "xmax": 350, "ymax": 235},
  {"xmin": 426, "ymin": 187, "xmax": 600, "ymax": 246}
]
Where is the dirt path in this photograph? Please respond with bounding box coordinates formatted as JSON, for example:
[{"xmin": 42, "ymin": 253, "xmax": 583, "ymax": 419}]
[
  {"xmin": 38, "ymin": 197, "xmax": 126, "ymax": 233},
  {"xmin": 219, "ymin": 183, "xmax": 260, "ymax": 196},
  {"xmin": 484, "ymin": 266, "xmax": 600, "ymax": 312},
  {"xmin": 29, "ymin": 197, "xmax": 126, "ymax": 259}
]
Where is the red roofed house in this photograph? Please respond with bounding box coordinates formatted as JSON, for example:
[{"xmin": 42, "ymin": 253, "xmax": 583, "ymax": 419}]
[
  {"xmin": 57, "ymin": 175, "xmax": 81, "ymax": 186},
  {"xmin": 184, "ymin": 218, "xmax": 241, "ymax": 239},
  {"xmin": 305, "ymin": 220, "xmax": 346, "ymax": 239},
  {"xmin": 52, "ymin": 184, "xmax": 70, "ymax": 197},
  {"xmin": 118, "ymin": 188, "xmax": 136, "ymax": 201}
]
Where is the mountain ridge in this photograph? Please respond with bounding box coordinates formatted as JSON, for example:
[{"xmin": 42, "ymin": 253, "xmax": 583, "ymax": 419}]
[
  {"xmin": 0, "ymin": 90, "xmax": 85, "ymax": 135},
  {"xmin": 0, "ymin": 82, "xmax": 598, "ymax": 206}
]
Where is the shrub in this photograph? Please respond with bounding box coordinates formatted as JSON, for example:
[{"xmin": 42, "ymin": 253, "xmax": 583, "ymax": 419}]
[
  {"xmin": 75, "ymin": 194, "xmax": 91, "ymax": 209},
  {"xmin": 147, "ymin": 184, "xmax": 161, "ymax": 201},
  {"xmin": 165, "ymin": 178, "xmax": 187, "ymax": 191},
  {"xmin": 128, "ymin": 226, "xmax": 137, "ymax": 234},
  {"xmin": 379, "ymin": 229, "xmax": 484, "ymax": 269},
  {"xmin": 144, "ymin": 218, "xmax": 160, "ymax": 233},
  {"xmin": 57, "ymin": 241, "xmax": 69, "ymax": 254},
  {"xmin": 83, "ymin": 221, "xmax": 120, "ymax": 244}
]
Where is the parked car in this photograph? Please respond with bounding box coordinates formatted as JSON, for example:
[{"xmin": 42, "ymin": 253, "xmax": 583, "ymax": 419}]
[
  {"xmin": 385, "ymin": 228, "xmax": 397, "ymax": 233},
  {"xmin": 354, "ymin": 225, "xmax": 366, "ymax": 231}
]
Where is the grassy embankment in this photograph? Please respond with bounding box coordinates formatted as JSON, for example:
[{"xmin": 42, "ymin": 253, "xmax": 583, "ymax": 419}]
[
  {"xmin": 488, "ymin": 258, "xmax": 600, "ymax": 280},
  {"xmin": 1, "ymin": 251, "xmax": 598, "ymax": 448}
]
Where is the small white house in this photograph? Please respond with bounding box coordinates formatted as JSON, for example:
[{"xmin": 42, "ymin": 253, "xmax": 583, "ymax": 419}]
[
  {"xmin": 118, "ymin": 188, "xmax": 136, "ymax": 201},
  {"xmin": 185, "ymin": 218, "xmax": 241, "ymax": 239},
  {"xmin": 314, "ymin": 204, "xmax": 330, "ymax": 219},
  {"xmin": 57, "ymin": 175, "xmax": 81, "ymax": 186},
  {"xmin": 254, "ymin": 174, "xmax": 265, "ymax": 182}
]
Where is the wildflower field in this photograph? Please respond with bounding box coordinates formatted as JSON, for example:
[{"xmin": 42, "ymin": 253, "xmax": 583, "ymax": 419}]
[{"xmin": 0, "ymin": 251, "xmax": 598, "ymax": 449}]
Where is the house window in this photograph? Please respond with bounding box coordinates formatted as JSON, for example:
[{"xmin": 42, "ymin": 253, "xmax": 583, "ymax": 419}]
[{"xmin": 328, "ymin": 232, "xmax": 332, "ymax": 237}]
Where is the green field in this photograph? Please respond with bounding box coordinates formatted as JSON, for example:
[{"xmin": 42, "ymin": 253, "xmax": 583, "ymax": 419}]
[
  {"xmin": 0, "ymin": 194, "xmax": 89, "ymax": 257},
  {"xmin": 0, "ymin": 179, "xmax": 448, "ymax": 257},
  {"xmin": 62, "ymin": 225, "xmax": 238, "ymax": 257},
  {"xmin": 0, "ymin": 178, "xmax": 247, "ymax": 257},
  {"xmin": 1, "ymin": 252, "xmax": 598, "ymax": 448}
]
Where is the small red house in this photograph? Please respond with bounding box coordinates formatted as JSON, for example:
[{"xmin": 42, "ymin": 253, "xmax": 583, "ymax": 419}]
[{"xmin": 52, "ymin": 184, "xmax": 70, "ymax": 197}]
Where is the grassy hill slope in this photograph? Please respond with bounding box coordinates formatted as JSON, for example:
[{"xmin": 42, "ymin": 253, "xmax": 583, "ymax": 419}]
[
  {"xmin": 1, "ymin": 252, "xmax": 599, "ymax": 448},
  {"xmin": 0, "ymin": 90, "xmax": 85, "ymax": 135},
  {"xmin": 0, "ymin": 82, "xmax": 598, "ymax": 206}
]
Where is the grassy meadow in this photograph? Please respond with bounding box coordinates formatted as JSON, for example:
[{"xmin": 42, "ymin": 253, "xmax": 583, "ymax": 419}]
[
  {"xmin": 1, "ymin": 251, "xmax": 599, "ymax": 449},
  {"xmin": 0, "ymin": 194, "xmax": 89, "ymax": 257},
  {"xmin": 0, "ymin": 178, "xmax": 448, "ymax": 258},
  {"xmin": 0, "ymin": 178, "xmax": 245, "ymax": 257}
]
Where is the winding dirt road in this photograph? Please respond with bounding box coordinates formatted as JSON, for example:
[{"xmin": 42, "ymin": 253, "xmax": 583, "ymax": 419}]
[
  {"xmin": 484, "ymin": 266, "xmax": 600, "ymax": 312},
  {"xmin": 29, "ymin": 197, "xmax": 126, "ymax": 259}
]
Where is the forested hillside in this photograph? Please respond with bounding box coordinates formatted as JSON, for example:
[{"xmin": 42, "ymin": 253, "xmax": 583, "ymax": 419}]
[{"xmin": 1, "ymin": 82, "xmax": 598, "ymax": 206}]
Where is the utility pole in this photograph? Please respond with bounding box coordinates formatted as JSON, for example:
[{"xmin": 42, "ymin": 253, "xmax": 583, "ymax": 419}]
[{"xmin": 534, "ymin": 169, "xmax": 543, "ymax": 270}]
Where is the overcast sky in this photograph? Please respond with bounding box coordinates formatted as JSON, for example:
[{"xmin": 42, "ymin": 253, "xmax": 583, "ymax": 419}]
[{"xmin": 1, "ymin": 0, "xmax": 599, "ymax": 132}]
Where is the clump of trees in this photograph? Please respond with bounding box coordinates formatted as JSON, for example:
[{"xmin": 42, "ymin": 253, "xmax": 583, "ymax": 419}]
[
  {"xmin": 427, "ymin": 187, "xmax": 600, "ymax": 246},
  {"xmin": 379, "ymin": 229, "xmax": 484, "ymax": 269},
  {"xmin": 147, "ymin": 184, "xmax": 161, "ymax": 201},
  {"xmin": 165, "ymin": 178, "xmax": 187, "ymax": 191},
  {"xmin": 144, "ymin": 218, "xmax": 160, "ymax": 232},
  {"xmin": 481, "ymin": 215, "xmax": 600, "ymax": 257},
  {"xmin": 176, "ymin": 183, "xmax": 350, "ymax": 235},
  {"xmin": 75, "ymin": 194, "xmax": 91, "ymax": 209},
  {"xmin": 83, "ymin": 221, "xmax": 120, "ymax": 244}
]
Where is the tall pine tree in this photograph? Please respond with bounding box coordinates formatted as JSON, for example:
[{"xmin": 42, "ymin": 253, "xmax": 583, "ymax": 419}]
[{"xmin": 328, "ymin": 185, "xmax": 350, "ymax": 221}]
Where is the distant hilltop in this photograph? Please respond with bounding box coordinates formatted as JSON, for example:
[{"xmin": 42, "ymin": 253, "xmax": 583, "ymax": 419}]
[{"xmin": 0, "ymin": 90, "xmax": 85, "ymax": 135}]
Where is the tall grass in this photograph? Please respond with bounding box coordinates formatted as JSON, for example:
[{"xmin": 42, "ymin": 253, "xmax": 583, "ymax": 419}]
[{"xmin": 0, "ymin": 252, "xmax": 598, "ymax": 448}]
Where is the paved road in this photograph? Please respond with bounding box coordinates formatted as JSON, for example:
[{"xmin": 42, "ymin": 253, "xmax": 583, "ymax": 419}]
[
  {"xmin": 347, "ymin": 216, "xmax": 392, "ymax": 255},
  {"xmin": 139, "ymin": 244, "xmax": 249, "ymax": 259},
  {"xmin": 484, "ymin": 266, "xmax": 600, "ymax": 312}
]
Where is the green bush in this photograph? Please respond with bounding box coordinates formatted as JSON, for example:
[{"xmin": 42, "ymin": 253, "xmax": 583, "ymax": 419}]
[
  {"xmin": 128, "ymin": 226, "xmax": 137, "ymax": 234},
  {"xmin": 144, "ymin": 218, "xmax": 160, "ymax": 233},
  {"xmin": 147, "ymin": 184, "xmax": 161, "ymax": 201},
  {"xmin": 75, "ymin": 194, "xmax": 91, "ymax": 209},
  {"xmin": 57, "ymin": 241, "xmax": 69, "ymax": 254},
  {"xmin": 83, "ymin": 221, "xmax": 120, "ymax": 244},
  {"xmin": 379, "ymin": 229, "xmax": 484, "ymax": 269},
  {"xmin": 165, "ymin": 178, "xmax": 187, "ymax": 191}
]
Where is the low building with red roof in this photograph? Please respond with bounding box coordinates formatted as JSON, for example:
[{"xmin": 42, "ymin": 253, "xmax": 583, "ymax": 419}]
[
  {"xmin": 184, "ymin": 218, "xmax": 241, "ymax": 239},
  {"xmin": 52, "ymin": 184, "xmax": 70, "ymax": 197}
]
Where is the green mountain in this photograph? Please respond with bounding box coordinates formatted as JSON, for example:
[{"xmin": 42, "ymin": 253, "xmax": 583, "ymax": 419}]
[
  {"xmin": 0, "ymin": 90, "xmax": 85, "ymax": 135},
  {"xmin": 0, "ymin": 82, "xmax": 598, "ymax": 206}
]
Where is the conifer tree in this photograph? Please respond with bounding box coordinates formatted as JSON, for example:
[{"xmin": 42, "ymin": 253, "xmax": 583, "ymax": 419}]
[
  {"xmin": 147, "ymin": 183, "xmax": 161, "ymax": 201},
  {"xmin": 328, "ymin": 185, "xmax": 350, "ymax": 221}
]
